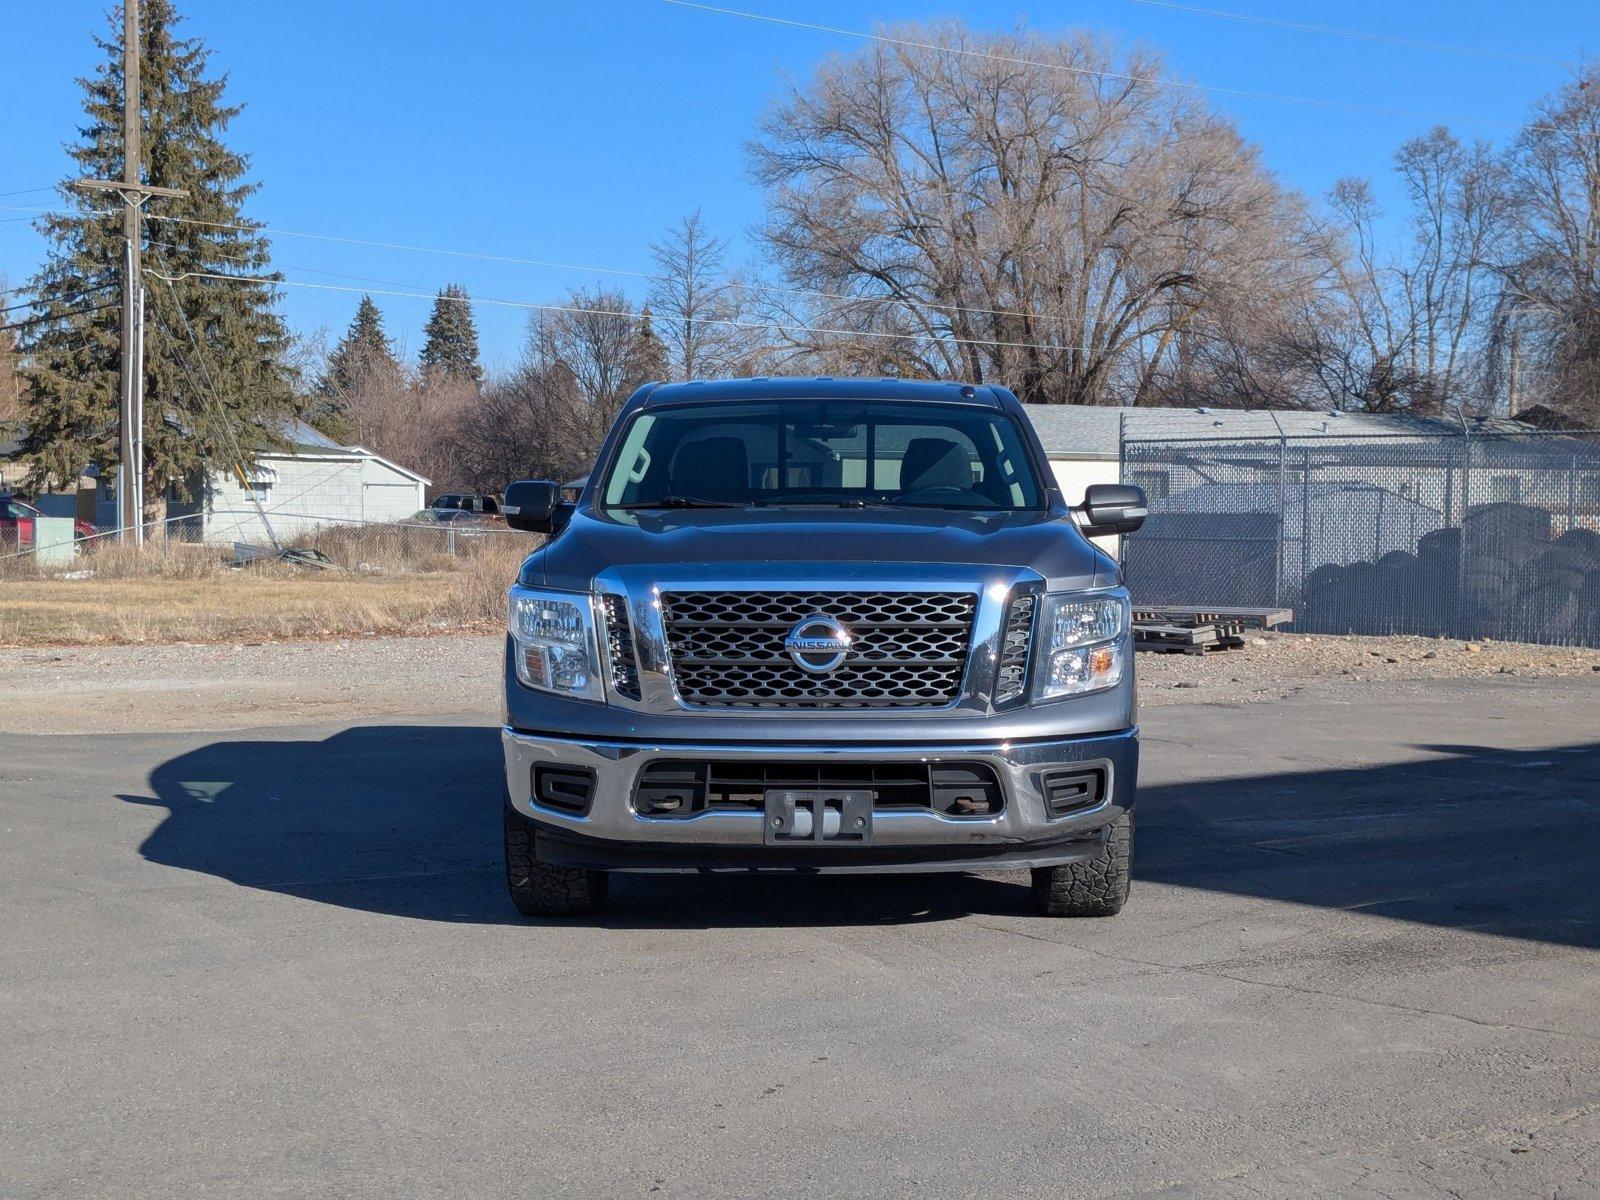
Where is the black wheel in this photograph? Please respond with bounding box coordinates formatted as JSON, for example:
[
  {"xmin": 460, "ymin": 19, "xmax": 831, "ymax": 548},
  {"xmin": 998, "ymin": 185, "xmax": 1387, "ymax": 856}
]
[
  {"xmin": 1031, "ymin": 812, "xmax": 1132, "ymax": 917},
  {"xmin": 503, "ymin": 801, "xmax": 609, "ymax": 917}
]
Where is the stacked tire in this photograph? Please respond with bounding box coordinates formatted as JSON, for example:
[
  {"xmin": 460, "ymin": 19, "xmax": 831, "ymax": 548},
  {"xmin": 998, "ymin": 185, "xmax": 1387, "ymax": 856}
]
[
  {"xmin": 1503, "ymin": 528, "xmax": 1600, "ymax": 645},
  {"xmin": 1298, "ymin": 503, "xmax": 1600, "ymax": 646}
]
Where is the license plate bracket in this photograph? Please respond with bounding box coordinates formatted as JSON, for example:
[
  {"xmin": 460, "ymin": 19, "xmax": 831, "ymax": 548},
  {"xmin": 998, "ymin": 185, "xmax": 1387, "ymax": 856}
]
[{"xmin": 763, "ymin": 788, "xmax": 873, "ymax": 847}]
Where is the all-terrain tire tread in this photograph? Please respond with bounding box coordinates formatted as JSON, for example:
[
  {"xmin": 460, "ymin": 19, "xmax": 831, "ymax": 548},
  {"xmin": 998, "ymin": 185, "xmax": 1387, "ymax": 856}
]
[
  {"xmin": 503, "ymin": 804, "xmax": 608, "ymax": 917},
  {"xmin": 1030, "ymin": 812, "xmax": 1132, "ymax": 917}
]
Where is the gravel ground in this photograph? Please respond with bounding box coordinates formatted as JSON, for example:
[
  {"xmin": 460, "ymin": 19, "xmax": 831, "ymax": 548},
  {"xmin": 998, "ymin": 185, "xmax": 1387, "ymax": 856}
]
[
  {"xmin": 2, "ymin": 630, "xmax": 1596, "ymax": 733},
  {"xmin": 1139, "ymin": 630, "xmax": 1600, "ymax": 707}
]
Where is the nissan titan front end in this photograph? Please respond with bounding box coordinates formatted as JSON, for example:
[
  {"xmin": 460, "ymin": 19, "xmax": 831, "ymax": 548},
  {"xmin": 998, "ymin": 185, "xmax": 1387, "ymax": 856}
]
[{"xmin": 497, "ymin": 378, "xmax": 1148, "ymax": 917}]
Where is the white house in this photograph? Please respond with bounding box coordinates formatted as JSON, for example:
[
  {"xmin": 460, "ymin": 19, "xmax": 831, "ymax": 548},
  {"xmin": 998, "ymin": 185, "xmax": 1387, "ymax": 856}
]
[{"xmin": 94, "ymin": 419, "xmax": 430, "ymax": 544}]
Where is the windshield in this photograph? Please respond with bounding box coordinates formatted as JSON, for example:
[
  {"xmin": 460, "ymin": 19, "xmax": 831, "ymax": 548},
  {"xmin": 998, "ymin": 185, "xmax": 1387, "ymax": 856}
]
[{"xmin": 599, "ymin": 400, "xmax": 1046, "ymax": 511}]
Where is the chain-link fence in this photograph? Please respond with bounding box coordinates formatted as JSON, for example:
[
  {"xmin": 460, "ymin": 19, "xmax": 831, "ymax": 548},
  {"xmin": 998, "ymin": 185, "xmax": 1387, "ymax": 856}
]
[{"xmin": 1121, "ymin": 427, "xmax": 1600, "ymax": 647}]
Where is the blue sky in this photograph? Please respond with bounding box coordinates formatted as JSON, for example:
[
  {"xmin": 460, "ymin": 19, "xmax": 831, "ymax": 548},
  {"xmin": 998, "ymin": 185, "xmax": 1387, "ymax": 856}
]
[{"xmin": 1, "ymin": 0, "xmax": 1594, "ymax": 373}]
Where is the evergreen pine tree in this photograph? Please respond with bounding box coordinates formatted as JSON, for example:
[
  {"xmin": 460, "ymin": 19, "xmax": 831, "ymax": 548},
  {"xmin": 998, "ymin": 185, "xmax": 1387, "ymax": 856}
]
[
  {"xmin": 21, "ymin": 0, "xmax": 297, "ymax": 508},
  {"xmin": 630, "ymin": 305, "xmax": 668, "ymax": 385},
  {"xmin": 0, "ymin": 313, "xmax": 22, "ymax": 424},
  {"xmin": 320, "ymin": 295, "xmax": 398, "ymax": 396},
  {"xmin": 418, "ymin": 284, "xmax": 482, "ymax": 383}
]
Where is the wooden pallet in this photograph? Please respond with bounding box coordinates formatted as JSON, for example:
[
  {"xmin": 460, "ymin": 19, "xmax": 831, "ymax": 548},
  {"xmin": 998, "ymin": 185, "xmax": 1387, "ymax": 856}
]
[
  {"xmin": 1131, "ymin": 605, "xmax": 1291, "ymax": 656},
  {"xmin": 1132, "ymin": 605, "xmax": 1293, "ymax": 630},
  {"xmin": 1133, "ymin": 620, "xmax": 1248, "ymax": 655}
]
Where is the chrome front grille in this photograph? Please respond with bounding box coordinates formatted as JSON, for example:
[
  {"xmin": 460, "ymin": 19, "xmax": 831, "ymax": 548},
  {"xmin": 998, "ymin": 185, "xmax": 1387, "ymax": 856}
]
[
  {"xmin": 994, "ymin": 592, "xmax": 1036, "ymax": 706},
  {"xmin": 601, "ymin": 593, "xmax": 641, "ymax": 701},
  {"xmin": 661, "ymin": 590, "xmax": 978, "ymax": 709}
]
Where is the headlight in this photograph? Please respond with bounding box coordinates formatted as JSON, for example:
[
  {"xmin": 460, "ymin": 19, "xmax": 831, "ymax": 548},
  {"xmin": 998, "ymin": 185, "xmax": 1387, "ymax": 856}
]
[
  {"xmin": 508, "ymin": 586, "xmax": 604, "ymax": 702},
  {"xmin": 1035, "ymin": 591, "xmax": 1129, "ymax": 700}
]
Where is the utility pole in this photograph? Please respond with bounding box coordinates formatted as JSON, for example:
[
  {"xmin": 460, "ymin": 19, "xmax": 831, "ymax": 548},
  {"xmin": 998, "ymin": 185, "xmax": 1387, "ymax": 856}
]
[{"xmin": 71, "ymin": 0, "xmax": 183, "ymax": 545}]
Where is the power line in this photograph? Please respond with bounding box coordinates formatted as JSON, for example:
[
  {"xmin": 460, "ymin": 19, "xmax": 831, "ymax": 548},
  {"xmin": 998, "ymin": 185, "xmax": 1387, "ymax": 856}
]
[
  {"xmin": 151, "ymin": 211, "xmax": 657, "ymax": 280},
  {"xmin": 656, "ymin": 0, "xmax": 1548, "ymax": 132},
  {"xmin": 150, "ymin": 269, "xmax": 285, "ymax": 549},
  {"xmin": 0, "ymin": 187, "xmax": 56, "ymax": 199},
  {"xmin": 141, "ymin": 211, "xmax": 1125, "ymax": 326},
  {"xmin": 1122, "ymin": 0, "xmax": 1572, "ymax": 68},
  {"xmin": 146, "ymin": 266, "xmax": 1143, "ymax": 357},
  {"xmin": 0, "ymin": 203, "xmax": 91, "ymax": 216},
  {"xmin": 10, "ymin": 333, "xmax": 110, "ymax": 362},
  {"xmin": 0, "ymin": 205, "xmax": 1103, "ymax": 328},
  {"xmin": 146, "ymin": 239, "xmax": 497, "ymax": 298},
  {"xmin": 0, "ymin": 281, "xmax": 117, "ymax": 316},
  {"xmin": 22, "ymin": 198, "xmax": 1062, "ymax": 328},
  {"xmin": 26, "ymin": 199, "xmax": 1057, "ymax": 328},
  {"xmin": 0, "ymin": 302, "xmax": 118, "ymax": 335}
]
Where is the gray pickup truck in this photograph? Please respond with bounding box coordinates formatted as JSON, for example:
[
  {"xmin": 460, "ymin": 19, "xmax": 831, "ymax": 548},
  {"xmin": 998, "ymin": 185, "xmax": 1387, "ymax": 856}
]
[{"xmin": 498, "ymin": 378, "xmax": 1147, "ymax": 917}]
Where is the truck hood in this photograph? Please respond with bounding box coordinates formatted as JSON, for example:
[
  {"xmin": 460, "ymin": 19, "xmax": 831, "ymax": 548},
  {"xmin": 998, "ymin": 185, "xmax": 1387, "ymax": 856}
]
[{"xmin": 522, "ymin": 505, "xmax": 1114, "ymax": 591}]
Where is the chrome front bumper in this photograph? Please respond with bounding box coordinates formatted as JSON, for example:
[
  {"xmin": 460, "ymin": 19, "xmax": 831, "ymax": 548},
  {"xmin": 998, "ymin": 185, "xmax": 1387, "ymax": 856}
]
[{"xmin": 501, "ymin": 726, "xmax": 1137, "ymax": 860}]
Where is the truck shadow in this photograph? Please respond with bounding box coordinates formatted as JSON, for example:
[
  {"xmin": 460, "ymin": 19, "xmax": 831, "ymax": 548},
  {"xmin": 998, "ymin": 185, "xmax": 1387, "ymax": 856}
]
[{"xmin": 122, "ymin": 725, "xmax": 1600, "ymax": 944}]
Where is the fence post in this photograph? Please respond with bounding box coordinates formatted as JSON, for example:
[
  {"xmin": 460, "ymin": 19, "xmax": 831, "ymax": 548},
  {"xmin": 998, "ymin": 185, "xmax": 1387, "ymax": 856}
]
[
  {"xmin": 1569, "ymin": 454, "xmax": 1579, "ymax": 537},
  {"xmin": 1273, "ymin": 433, "xmax": 1286, "ymax": 606},
  {"xmin": 1457, "ymin": 423, "xmax": 1472, "ymax": 638},
  {"xmin": 1300, "ymin": 446, "xmax": 1311, "ymax": 606},
  {"xmin": 1117, "ymin": 410, "xmax": 1128, "ymax": 574}
]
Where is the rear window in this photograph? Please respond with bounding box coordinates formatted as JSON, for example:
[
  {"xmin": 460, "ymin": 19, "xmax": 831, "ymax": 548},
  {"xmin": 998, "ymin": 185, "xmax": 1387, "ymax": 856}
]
[{"xmin": 600, "ymin": 400, "xmax": 1045, "ymax": 511}]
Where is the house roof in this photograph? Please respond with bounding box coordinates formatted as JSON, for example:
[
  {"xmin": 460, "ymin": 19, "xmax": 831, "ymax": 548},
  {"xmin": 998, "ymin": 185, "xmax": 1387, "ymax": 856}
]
[
  {"xmin": 1022, "ymin": 405, "xmax": 1576, "ymax": 459},
  {"xmin": 280, "ymin": 417, "xmax": 346, "ymax": 451},
  {"xmin": 66, "ymin": 419, "xmax": 432, "ymax": 486},
  {"xmin": 246, "ymin": 419, "xmax": 430, "ymax": 484},
  {"xmin": 345, "ymin": 446, "xmax": 430, "ymax": 485}
]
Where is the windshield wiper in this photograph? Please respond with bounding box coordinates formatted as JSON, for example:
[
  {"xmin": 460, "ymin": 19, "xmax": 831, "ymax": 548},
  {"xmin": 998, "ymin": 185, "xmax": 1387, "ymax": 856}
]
[
  {"xmin": 625, "ymin": 495, "xmax": 750, "ymax": 509},
  {"xmin": 755, "ymin": 497, "xmax": 999, "ymax": 511},
  {"xmin": 752, "ymin": 497, "xmax": 900, "ymax": 509}
]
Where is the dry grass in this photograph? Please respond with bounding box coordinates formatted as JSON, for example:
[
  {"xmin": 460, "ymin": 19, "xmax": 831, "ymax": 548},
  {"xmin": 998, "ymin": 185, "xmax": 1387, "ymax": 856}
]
[{"xmin": 0, "ymin": 526, "xmax": 532, "ymax": 647}]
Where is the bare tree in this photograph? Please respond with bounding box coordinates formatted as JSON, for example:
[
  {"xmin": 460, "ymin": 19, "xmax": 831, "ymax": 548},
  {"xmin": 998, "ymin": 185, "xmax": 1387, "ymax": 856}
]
[
  {"xmin": 749, "ymin": 23, "xmax": 1317, "ymax": 405},
  {"xmin": 1290, "ymin": 179, "xmax": 1431, "ymax": 413},
  {"xmin": 1266, "ymin": 132, "xmax": 1509, "ymax": 419},
  {"xmin": 455, "ymin": 361, "xmax": 574, "ymax": 491},
  {"xmin": 534, "ymin": 286, "xmax": 661, "ymax": 453},
  {"xmin": 335, "ymin": 353, "xmax": 476, "ymax": 497},
  {"xmin": 1499, "ymin": 66, "xmax": 1600, "ymax": 426},
  {"xmin": 1395, "ymin": 129, "xmax": 1507, "ymax": 407},
  {"xmin": 454, "ymin": 288, "xmax": 664, "ymax": 490},
  {"xmin": 648, "ymin": 212, "xmax": 760, "ymax": 380}
]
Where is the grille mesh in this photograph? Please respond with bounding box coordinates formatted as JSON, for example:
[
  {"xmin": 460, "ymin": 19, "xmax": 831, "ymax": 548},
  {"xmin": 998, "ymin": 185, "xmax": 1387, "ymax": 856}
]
[
  {"xmin": 662, "ymin": 590, "xmax": 977, "ymax": 708},
  {"xmin": 601, "ymin": 593, "xmax": 641, "ymax": 700},
  {"xmin": 994, "ymin": 592, "xmax": 1037, "ymax": 705}
]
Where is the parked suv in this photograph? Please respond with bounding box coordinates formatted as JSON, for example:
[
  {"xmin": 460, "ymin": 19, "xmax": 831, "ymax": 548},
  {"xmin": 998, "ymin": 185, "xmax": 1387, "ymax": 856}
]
[
  {"xmin": 432, "ymin": 492, "xmax": 500, "ymax": 515},
  {"xmin": 499, "ymin": 379, "xmax": 1147, "ymax": 917}
]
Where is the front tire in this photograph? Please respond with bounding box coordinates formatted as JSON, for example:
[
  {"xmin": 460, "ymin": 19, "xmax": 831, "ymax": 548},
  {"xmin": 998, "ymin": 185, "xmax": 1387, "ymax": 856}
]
[
  {"xmin": 1031, "ymin": 812, "xmax": 1132, "ymax": 917},
  {"xmin": 503, "ymin": 802, "xmax": 609, "ymax": 917}
]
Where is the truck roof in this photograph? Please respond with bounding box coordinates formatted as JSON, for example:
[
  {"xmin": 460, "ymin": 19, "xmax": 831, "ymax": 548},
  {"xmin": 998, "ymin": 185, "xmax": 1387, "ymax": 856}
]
[{"xmin": 636, "ymin": 377, "xmax": 1007, "ymax": 409}]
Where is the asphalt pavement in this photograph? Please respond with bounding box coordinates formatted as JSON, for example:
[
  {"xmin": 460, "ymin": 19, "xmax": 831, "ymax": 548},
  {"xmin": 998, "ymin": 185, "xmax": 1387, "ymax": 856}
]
[{"xmin": 2, "ymin": 677, "xmax": 1597, "ymax": 1198}]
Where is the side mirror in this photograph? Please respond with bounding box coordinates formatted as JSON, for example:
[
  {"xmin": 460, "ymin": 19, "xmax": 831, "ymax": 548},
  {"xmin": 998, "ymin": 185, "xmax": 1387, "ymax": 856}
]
[
  {"xmin": 502, "ymin": 479, "xmax": 560, "ymax": 533},
  {"xmin": 1078, "ymin": 483, "xmax": 1148, "ymax": 537}
]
